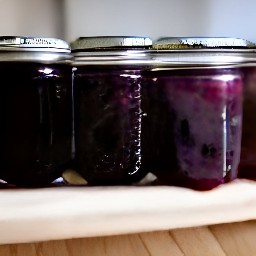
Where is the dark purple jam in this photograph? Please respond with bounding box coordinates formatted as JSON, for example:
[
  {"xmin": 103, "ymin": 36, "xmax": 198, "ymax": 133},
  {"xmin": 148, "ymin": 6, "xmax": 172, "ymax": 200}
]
[
  {"xmin": 141, "ymin": 69, "xmax": 243, "ymax": 190},
  {"xmin": 238, "ymin": 67, "xmax": 256, "ymax": 179},
  {"xmin": 0, "ymin": 62, "xmax": 72, "ymax": 187},
  {"xmin": 73, "ymin": 67, "xmax": 146, "ymax": 184}
]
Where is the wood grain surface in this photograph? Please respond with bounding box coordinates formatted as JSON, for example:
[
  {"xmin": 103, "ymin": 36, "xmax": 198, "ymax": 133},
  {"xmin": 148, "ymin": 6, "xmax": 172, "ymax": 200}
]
[{"xmin": 1, "ymin": 220, "xmax": 255, "ymax": 256}]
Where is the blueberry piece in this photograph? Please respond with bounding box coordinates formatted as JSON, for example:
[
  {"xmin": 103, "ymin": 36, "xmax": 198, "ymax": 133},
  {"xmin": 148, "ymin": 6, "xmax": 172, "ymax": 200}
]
[
  {"xmin": 180, "ymin": 119, "xmax": 190, "ymax": 140},
  {"xmin": 210, "ymin": 146, "xmax": 217, "ymax": 157},
  {"xmin": 201, "ymin": 144, "xmax": 217, "ymax": 158},
  {"xmin": 201, "ymin": 144, "xmax": 209, "ymax": 156}
]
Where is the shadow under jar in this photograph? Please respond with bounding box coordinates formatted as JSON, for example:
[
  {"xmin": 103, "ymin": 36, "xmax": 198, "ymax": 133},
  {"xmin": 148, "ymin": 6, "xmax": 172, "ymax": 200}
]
[
  {"xmin": 0, "ymin": 36, "xmax": 73, "ymax": 187},
  {"xmin": 142, "ymin": 37, "xmax": 256, "ymax": 190},
  {"xmin": 71, "ymin": 36, "xmax": 152, "ymax": 185}
]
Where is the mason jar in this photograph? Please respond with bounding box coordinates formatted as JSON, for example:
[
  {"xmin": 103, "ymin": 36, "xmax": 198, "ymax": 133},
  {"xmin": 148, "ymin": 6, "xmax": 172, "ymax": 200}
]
[
  {"xmin": 71, "ymin": 36, "xmax": 152, "ymax": 185},
  {"xmin": 0, "ymin": 36, "xmax": 72, "ymax": 187},
  {"xmin": 142, "ymin": 37, "xmax": 256, "ymax": 190}
]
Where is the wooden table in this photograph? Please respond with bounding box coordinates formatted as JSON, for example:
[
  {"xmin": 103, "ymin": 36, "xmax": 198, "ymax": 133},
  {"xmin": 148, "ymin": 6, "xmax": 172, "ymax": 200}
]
[{"xmin": 1, "ymin": 220, "xmax": 255, "ymax": 256}]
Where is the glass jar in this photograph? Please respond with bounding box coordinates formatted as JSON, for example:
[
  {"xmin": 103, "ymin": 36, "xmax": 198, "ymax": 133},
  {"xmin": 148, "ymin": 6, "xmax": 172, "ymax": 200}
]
[
  {"xmin": 142, "ymin": 37, "xmax": 256, "ymax": 190},
  {"xmin": 71, "ymin": 36, "xmax": 152, "ymax": 185},
  {"xmin": 0, "ymin": 36, "xmax": 72, "ymax": 187},
  {"xmin": 239, "ymin": 66, "xmax": 256, "ymax": 179}
]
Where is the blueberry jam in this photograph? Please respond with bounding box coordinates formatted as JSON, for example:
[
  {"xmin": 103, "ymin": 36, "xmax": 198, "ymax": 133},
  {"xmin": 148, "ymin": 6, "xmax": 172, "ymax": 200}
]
[
  {"xmin": 238, "ymin": 67, "xmax": 256, "ymax": 179},
  {"xmin": 0, "ymin": 62, "xmax": 72, "ymax": 187},
  {"xmin": 73, "ymin": 68, "xmax": 146, "ymax": 184},
  {"xmin": 141, "ymin": 69, "xmax": 243, "ymax": 190}
]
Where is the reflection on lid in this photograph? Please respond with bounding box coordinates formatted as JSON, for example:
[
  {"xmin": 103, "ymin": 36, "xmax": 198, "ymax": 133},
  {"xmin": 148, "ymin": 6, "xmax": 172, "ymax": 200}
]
[
  {"xmin": 0, "ymin": 36, "xmax": 70, "ymax": 51},
  {"xmin": 153, "ymin": 37, "xmax": 256, "ymax": 50},
  {"xmin": 71, "ymin": 36, "xmax": 152, "ymax": 50}
]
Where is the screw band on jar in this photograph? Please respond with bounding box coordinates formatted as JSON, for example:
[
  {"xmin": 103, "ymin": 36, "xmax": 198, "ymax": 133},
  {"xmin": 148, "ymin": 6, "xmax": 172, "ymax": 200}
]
[
  {"xmin": 0, "ymin": 36, "xmax": 71, "ymax": 63},
  {"xmin": 71, "ymin": 36, "xmax": 153, "ymax": 66},
  {"xmin": 153, "ymin": 37, "xmax": 256, "ymax": 50},
  {"xmin": 151, "ymin": 37, "xmax": 256, "ymax": 68},
  {"xmin": 71, "ymin": 36, "xmax": 152, "ymax": 50}
]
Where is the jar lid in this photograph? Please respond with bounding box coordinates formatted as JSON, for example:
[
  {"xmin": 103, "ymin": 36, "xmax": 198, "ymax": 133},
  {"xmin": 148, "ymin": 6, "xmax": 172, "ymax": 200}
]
[
  {"xmin": 150, "ymin": 37, "xmax": 256, "ymax": 68},
  {"xmin": 0, "ymin": 36, "xmax": 71, "ymax": 63},
  {"xmin": 153, "ymin": 37, "xmax": 256, "ymax": 50},
  {"xmin": 0, "ymin": 36, "xmax": 70, "ymax": 52},
  {"xmin": 71, "ymin": 36, "xmax": 152, "ymax": 51},
  {"xmin": 71, "ymin": 36, "xmax": 152, "ymax": 66}
]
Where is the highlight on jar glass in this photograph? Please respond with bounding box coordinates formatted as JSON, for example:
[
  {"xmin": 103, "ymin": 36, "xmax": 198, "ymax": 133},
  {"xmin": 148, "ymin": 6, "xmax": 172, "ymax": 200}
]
[
  {"xmin": 142, "ymin": 37, "xmax": 256, "ymax": 190},
  {"xmin": 71, "ymin": 36, "xmax": 152, "ymax": 185},
  {"xmin": 0, "ymin": 36, "xmax": 73, "ymax": 187}
]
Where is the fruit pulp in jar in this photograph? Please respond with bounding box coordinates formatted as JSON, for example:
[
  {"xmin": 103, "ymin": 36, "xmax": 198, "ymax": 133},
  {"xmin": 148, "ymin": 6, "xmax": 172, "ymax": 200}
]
[
  {"xmin": 141, "ymin": 69, "xmax": 243, "ymax": 190},
  {"xmin": 73, "ymin": 68, "xmax": 145, "ymax": 184},
  {"xmin": 0, "ymin": 62, "xmax": 73, "ymax": 187},
  {"xmin": 239, "ymin": 67, "xmax": 256, "ymax": 179}
]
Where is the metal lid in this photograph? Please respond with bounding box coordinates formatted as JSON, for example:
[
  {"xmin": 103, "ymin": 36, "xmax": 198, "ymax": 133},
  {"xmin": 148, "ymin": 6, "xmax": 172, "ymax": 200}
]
[
  {"xmin": 153, "ymin": 37, "xmax": 256, "ymax": 50},
  {"xmin": 0, "ymin": 36, "xmax": 71, "ymax": 63},
  {"xmin": 71, "ymin": 36, "xmax": 152, "ymax": 66},
  {"xmin": 150, "ymin": 37, "xmax": 256, "ymax": 68},
  {"xmin": 0, "ymin": 36, "xmax": 70, "ymax": 52},
  {"xmin": 71, "ymin": 36, "xmax": 152, "ymax": 51}
]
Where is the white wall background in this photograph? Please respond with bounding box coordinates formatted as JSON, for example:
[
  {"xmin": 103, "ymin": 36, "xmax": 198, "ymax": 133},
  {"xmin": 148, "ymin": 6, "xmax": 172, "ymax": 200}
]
[
  {"xmin": 64, "ymin": 0, "xmax": 256, "ymax": 43},
  {"xmin": 0, "ymin": 0, "xmax": 63, "ymax": 38},
  {"xmin": 0, "ymin": 0, "xmax": 255, "ymax": 44}
]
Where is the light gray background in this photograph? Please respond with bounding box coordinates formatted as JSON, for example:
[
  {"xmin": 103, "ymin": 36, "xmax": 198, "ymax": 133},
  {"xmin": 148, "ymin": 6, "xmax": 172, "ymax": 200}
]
[{"xmin": 0, "ymin": 0, "xmax": 255, "ymax": 44}]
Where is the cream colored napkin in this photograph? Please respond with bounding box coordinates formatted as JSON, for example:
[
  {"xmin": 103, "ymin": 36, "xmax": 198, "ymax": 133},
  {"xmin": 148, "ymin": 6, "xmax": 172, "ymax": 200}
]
[{"xmin": 0, "ymin": 179, "xmax": 256, "ymax": 245}]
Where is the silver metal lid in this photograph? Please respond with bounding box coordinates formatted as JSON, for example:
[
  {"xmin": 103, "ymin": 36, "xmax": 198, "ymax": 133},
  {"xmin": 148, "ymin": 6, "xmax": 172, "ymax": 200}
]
[
  {"xmin": 153, "ymin": 37, "xmax": 256, "ymax": 50},
  {"xmin": 71, "ymin": 36, "xmax": 152, "ymax": 51},
  {"xmin": 150, "ymin": 37, "xmax": 256, "ymax": 68},
  {"xmin": 0, "ymin": 36, "xmax": 70, "ymax": 52},
  {"xmin": 0, "ymin": 36, "xmax": 71, "ymax": 63},
  {"xmin": 71, "ymin": 36, "xmax": 152, "ymax": 66}
]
